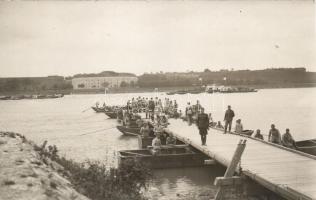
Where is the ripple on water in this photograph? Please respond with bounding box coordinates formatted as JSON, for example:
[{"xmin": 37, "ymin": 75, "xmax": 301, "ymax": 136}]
[
  {"xmin": 149, "ymin": 166, "xmax": 225, "ymax": 200},
  {"xmin": 0, "ymin": 88, "xmax": 315, "ymax": 199}
]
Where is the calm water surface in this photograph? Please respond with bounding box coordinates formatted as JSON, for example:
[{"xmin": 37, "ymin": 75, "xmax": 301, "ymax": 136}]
[{"xmin": 0, "ymin": 88, "xmax": 315, "ymax": 199}]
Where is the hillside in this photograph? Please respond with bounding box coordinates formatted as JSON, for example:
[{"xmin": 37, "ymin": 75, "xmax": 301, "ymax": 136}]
[{"xmin": 137, "ymin": 68, "xmax": 316, "ymax": 88}]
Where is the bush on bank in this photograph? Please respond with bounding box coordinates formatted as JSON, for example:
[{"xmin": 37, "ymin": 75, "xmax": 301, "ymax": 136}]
[{"xmin": 38, "ymin": 144, "xmax": 152, "ymax": 200}]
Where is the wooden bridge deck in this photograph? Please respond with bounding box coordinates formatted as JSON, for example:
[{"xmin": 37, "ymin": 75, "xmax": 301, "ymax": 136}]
[{"xmin": 165, "ymin": 118, "xmax": 316, "ymax": 200}]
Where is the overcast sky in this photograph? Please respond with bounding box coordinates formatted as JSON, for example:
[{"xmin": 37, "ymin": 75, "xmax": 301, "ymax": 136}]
[{"xmin": 0, "ymin": 1, "xmax": 315, "ymax": 77}]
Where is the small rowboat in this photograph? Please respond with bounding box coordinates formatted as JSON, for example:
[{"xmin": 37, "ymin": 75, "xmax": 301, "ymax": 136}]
[
  {"xmin": 46, "ymin": 94, "xmax": 63, "ymax": 99},
  {"xmin": 23, "ymin": 95, "xmax": 33, "ymax": 99},
  {"xmin": 166, "ymin": 92, "xmax": 176, "ymax": 95},
  {"xmin": 137, "ymin": 135, "xmax": 184, "ymax": 149},
  {"xmin": 104, "ymin": 111, "xmax": 117, "ymax": 119},
  {"xmin": 0, "ymin": 96, "xmax": 11, "ymax": 100},
  {"xmin": 296, "ymin": 139, "xmax": 316, "ymax": 156},
  {"xmin": 37, "ymin": 95, "xmax": 47, "ymax": 99},
  {"xmin": 240, "ymin": 130, "xmax": 254, "ymax": 136},
  {"xmin": 116, "ymin": 125, "xmax": 141, "ymax": 136},
  {"xmin": 118, "ymin": 145, "xmax": 209, "ymax": 169},
  {"xmin": 91, "ymin": 106, "xmax": 105, "ymax": 113},
  {"xmin": 55, "ymin": 94, "xmax": 64, "ymax": 98},
  {"xmin": 10, "ymin": 96, "xmax": 24, "ymax": 100},
  {"xmin": 188, "ymin": 90, "xmax": 203, "ymax": 94},
  {"xmin": 176, "ymin": 90, "xmax": 187, "ymax": 95},
  {"xmin": 211, "ymin": 126, "xmax": 253, "ymax": 136}
]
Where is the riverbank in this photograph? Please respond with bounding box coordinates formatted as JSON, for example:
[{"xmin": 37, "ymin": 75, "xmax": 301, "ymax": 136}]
[
  {"xmin": 72, "ymin": 83, "xmax": 316, "ymax": 94},
  {"xmin": 0, "ymin": 89, "xmax": 72, "ymax": 96},
  {"xmin": 0, "ymin": 131, "xmax": 152, "ymax": 200},
  {"xmin": 0, "ymin": 83, "xmax": 315, "ymax": 96},
  {"xmin": 0, "ymin": 131, "xmax": 89, "ymax": 200}
]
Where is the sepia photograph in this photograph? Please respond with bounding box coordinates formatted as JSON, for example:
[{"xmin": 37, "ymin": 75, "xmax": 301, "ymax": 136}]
[{"xmin": 0, "ymin": 0, "xmax": 315, "ymax": 200}]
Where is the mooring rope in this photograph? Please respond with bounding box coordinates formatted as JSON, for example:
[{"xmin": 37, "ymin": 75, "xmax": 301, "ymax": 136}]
[
  {"xmin": 78, "ymin": 126, "xmax": 117, "ymax": 136},
  {"xmin": 45, "ymin": 125, "xmax": 117, "ymax": 142},
  {"xmin": 81, "ymin": 107, "xmax": 92, "ymax": 113}
]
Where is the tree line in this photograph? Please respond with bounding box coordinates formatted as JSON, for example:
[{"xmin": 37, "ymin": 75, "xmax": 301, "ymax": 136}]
[
  {"xmin": 0, "ymin": 77, "xmax": 73, "ymax": 93},
  {"xmin": 1, "ymin": 68, "xmax": 315, "ymax": 93},
  {"xmin": 137, "ymin": 68, "xmax": 316, "ymax": 88}
]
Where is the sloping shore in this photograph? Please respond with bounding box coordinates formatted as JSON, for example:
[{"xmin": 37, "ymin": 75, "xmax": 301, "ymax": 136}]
[{"xmin": 0, "ymin": 132, "xmax": 89, "ymax": 200}]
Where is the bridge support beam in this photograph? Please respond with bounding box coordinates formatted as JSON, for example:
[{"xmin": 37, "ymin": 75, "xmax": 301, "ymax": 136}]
[
  {"xmin": 213, "ymin": 139, "xmax": 247, "ymax": 200},
  {"xmin": 214, "ymin": 176, "xmax": 243, "ymax": 187}
]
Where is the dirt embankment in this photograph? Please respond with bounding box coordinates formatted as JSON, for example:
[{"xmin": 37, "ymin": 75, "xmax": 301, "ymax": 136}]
[{"xmin": 0, "ymin": 132, "xmax": 89, "ymax": 200}]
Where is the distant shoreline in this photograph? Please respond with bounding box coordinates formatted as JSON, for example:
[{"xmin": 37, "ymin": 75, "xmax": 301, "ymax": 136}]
[
  {"xmin": 72, "ymin": 83, "xmax": 316, "ymax": 94},
  {"xmin": 0, "ymin": 89, "xmax": 72, "ymax": 96},
  {"xmin": 0, "ymin": 83, "xmax": 315, "ymax": 96}
]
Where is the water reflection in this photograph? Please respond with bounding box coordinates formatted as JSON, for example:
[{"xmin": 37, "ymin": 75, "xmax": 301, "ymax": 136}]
[
  {"xmin": 150, "ymin": 166, "xmax": 225, "ymax": 200},
  {"xmin": 0, "ymin": 88, "xmax": 315, "ymax": 199}
]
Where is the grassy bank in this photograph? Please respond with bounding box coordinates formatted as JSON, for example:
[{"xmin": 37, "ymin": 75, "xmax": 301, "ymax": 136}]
[
  {"xmin": 42, "ymin": 146, "xmax": 152, "ymax": 200},
  {"xmin": 0, "ymin": 132, "xmax": 152, "ymax": 200},
  {"xmin": 0, "ymin": 131, "xmax": 89, "ymax": 200}
]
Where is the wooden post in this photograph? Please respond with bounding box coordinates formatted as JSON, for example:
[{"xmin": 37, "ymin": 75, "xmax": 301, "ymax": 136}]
[{"xmin": 214, "ymin": 139, "xmax": 247, "ymax": 200}]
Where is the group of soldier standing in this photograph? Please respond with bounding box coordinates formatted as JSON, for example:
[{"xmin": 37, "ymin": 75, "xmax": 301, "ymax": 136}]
[
  {"xmin": 121, "ymin": 96, "xmax": 297, "ymax": 150},
  {"xmin": 193, "ymin": 104, "xmax": 296, "ymax": 149},
  {"xmin": 194, "ymin": 105, "xmax": 236, "ymax": 146}
]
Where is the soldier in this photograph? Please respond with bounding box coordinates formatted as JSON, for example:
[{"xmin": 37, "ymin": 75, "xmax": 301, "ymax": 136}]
[
  {"xmin": 224, "ymin": 105, "xmax": 235, "ymax": 133},
  {"xmin": 196, "ymin": 108, "xmax": 210, "ymax": 145},
  {"xmin": 282, "ymin": 128, "xmax": 297, "ymax": 149},
  {"xmin": 268, "ymin": 124, "xmax": 282, "ymax": 145},
  {"xmin": 253, "ymin": 129, "xmax": 264, "ymax": 140}
]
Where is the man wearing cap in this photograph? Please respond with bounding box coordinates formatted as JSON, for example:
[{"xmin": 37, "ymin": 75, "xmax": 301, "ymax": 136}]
[
  {"xmin": 148, "ymin": 98, "xmax": 155, "ymax": 119},
  {"xmin": 282, "ymin": 128, "xmax": 297, "ymax": 149},
  {"xmin": 268, "ymin": 124, "xmax": 282, "ymax": 145},
  {"xmin": 224, "ymin": 105, "xmax": 235, "ymax": 133},
  {"xmin": 196, "ymin": 108, "xmax": 209, "ymax": 145},
  {"xmin": 253, "ymin": 129, "xmax": 264, "ymax": 140}
]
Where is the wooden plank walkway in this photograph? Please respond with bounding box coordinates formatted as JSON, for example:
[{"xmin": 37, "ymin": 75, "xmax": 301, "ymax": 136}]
[{"xmin": 165, "ymin": 118, "xmax": 316, "ymax": 200}]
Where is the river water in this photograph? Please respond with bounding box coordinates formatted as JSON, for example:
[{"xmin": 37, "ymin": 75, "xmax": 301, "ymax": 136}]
[{"xmin": 0, "ymin": 88, "xmax": 315, "ymax": 199}]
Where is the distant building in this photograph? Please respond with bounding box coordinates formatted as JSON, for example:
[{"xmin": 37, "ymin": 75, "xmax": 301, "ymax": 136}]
[{"xmin": 72, "ymin": 76, "xmax": 138, "ymax": 89}]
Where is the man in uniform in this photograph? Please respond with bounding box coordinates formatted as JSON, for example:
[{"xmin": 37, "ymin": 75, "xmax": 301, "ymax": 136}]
[
  {"xmin": 196, "ymin": 108, "xmax": 209, "ymax": 145},
  {"xmin": 148, "ymin": 98, "xmax": 155, "ymax": 119},
  {"xmin": 253, "ymin": 129, "xmax": 264, "ymax": 140},
  {"xmin": 224, "ymin": 105, "xmax": 235, "ymax": 133},
  {"xmin": 282, "ymin": 128, "xmax": 297, "ymax": 149},
  {"xmin": 268, "ymin": 124, "xmax": 282, "ymax": 145}
]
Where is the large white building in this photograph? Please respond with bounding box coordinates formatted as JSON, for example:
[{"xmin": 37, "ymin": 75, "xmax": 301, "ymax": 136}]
[{"xmin": 72, "ymin": 76, "xmax": 138, "ymax": 89}]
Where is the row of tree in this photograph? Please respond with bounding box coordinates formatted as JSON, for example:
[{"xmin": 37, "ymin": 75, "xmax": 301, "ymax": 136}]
[
  {"xmin": 0, "ymin": 77, "xmax": 73, "ymax": 93},
  {"xmin": 136, "ymin": 68, "xmax": 316, "ymax": 88},
  {"xmin": 73, "ymin": 68, "xmax": 316, "ymax": 89},
  {"xmin": 1, "ymin": 68, "xmax": 315, "ymax": 92}
]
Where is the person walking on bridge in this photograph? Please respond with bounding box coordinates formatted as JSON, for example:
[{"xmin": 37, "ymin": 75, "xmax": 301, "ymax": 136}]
[
  {"xmin": 186, "ymin": 102, "xmax": 193, "ymax": 125},
  {"xmin": 224, "ymin": 105, "xmax": 235, "ymax": 133},
  {"xmin": 148, "ymin": 98, "xmax": 155, "ymax": 119},
  {"xmin": 196, "ymin": 108, "xmax": 209, "ymax": 145}
]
